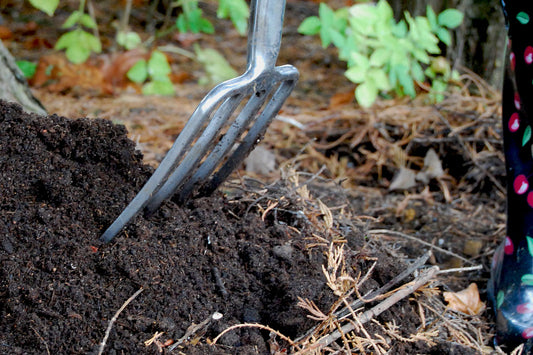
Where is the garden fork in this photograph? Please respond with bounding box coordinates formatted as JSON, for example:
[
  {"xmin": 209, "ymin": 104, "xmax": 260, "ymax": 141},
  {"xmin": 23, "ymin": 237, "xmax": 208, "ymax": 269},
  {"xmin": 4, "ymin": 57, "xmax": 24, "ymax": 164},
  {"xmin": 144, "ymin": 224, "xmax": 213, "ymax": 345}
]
[{"xmin": 101, "ymin": 0, "xmax": 299, "ymax": 242}]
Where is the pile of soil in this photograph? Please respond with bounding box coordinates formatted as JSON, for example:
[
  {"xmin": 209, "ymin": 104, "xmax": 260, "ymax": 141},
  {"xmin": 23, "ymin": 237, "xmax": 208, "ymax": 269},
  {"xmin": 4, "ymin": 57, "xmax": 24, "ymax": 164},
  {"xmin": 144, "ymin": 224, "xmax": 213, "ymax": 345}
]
[{"xmin": 0, "ymin": 100, "xmax": 482, "ymax": 354}]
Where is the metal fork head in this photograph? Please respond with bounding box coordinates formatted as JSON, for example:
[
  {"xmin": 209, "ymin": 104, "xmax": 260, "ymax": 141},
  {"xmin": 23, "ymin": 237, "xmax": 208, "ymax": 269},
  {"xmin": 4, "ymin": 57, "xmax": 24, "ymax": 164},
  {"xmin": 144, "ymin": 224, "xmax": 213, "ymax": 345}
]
[{"xmin": 100, "ymin": 0, "xmax": 298, "ymax": 243}]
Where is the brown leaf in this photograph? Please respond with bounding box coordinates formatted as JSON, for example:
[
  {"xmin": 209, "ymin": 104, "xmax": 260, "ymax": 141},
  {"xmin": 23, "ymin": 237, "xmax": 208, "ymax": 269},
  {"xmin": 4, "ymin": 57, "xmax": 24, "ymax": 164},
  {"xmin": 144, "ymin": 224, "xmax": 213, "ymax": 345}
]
[
  {"xmin": 329, "ymin": 90, "xmax": 354, "ymax": 108},
  {"xmin": 0, "ymin": 26, "xmax": 13, "ymax": 40},
  {"xmin": 23, "ymin": 37, "xmax": 53, "ymax": 50},
  {"xmin": 99, "ymin": 49, "xmax": 148, "ymax": 88},
  {"xmin": 32, "ymin": 54, "xmax": 113, "ymax": 95},
  {"xmin": 443, "ymin": 283, "xmax": 485, "ymax": 315}
]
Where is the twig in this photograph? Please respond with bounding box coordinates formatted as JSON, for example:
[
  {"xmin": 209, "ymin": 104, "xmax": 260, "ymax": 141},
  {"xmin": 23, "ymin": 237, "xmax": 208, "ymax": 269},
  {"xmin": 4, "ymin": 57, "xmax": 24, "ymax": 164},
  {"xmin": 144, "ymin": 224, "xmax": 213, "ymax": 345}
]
[
  {"xmin": 30, "ymin": 326, "xmax": 50, "ymax": 355},
  {"xmin": 368, "ymin": 229, "xmax": 473, "ymax": 264},
  {"xmin": 86, "ymin": 0, "xmax": 100, "ymax": 42},
  {"xmin": 295, "ymin": 251, "xmax": 432, "ymax": 343},
  {"xmin": 168, "ymin": 312, "xmax": 223, "ymax": 351},
  {"xmin": 212, "ymin": 267, "xmax": 229, "ymax": 298},
  {"xmin": 437, "ymin": 265, "xmax": 483, "ymax": 274},
  {"xmin": 212, "ymin": 323, "xmax": 300, "ymax": 351},
  {"xmin": 343, "ymin": 250, "xmax": 432, "ymax": 313},
  {"xmin": 98, "ymin": 287, "xmax": 143, "ymax": 355},
  {"xmin": 316, "ymin": 266, "xmax": 439, "ymax": 348}
]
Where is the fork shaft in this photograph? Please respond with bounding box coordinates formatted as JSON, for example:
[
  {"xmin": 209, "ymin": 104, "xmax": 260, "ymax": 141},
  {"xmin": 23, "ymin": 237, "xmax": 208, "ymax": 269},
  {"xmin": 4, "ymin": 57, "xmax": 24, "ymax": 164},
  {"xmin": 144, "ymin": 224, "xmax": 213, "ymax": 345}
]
[{"xmin": 246, "ymin": 0, "xmax": 286, "ymax": 74}]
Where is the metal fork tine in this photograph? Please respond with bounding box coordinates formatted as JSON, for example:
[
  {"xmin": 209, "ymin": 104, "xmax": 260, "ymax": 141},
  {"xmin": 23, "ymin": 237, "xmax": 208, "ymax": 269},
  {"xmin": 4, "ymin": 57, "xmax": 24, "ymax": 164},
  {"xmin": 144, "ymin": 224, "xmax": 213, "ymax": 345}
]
[
  {"xmin": 160, "ymin": 81, "xmax": 276, "ymax": 206},
  {"xmin": 100, "ymin": 86, "xmax": 243, "ymax": 243},
  {"xmin": 143, "ymin": 93, "xmax": 245, "ymax": 213},
  {"xmin": 202, "ymin": 67, "xmax": 298, "ymax": 196}
]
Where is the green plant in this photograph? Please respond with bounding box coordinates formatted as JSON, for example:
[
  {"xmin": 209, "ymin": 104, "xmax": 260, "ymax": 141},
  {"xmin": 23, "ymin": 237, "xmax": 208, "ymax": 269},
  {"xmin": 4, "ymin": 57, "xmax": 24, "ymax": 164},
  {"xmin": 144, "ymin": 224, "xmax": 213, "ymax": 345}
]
[
  {"xmin": 26, "ymin": 0, "xmax": 247, "ymax": 95},
  {"xmin": 127, "ymin": 50, "xmax": 175, "ymax": 96},
  {"xmin": 194, "ymin": 44, "xmax": 238, "ymax": 85},
  {"xmin": 175, "ymin": 0, "xmax": 249, "ymax": 36},
  {"xmin": 28, "ymin": 0, "xmax": 102, "ymax": 64},
  {"xmin": 116, "ymin": 31, "xmax": 142, "ymax": 51},
  {"xmin": 176, "ymin": 0, "xmax": 215, "ymax": 34},
  {"xmin": 54, "ymin": 0, "xmax": 102, "ymax": 64},
  {"xmin": 298, "ymin": 0, "xmax": 463, "ymax": 107},
  {"xmin": 16, "ymin": 60, "xmax": 37, "ymax": 79},
  {"xmin": 28, "ymin": 0, "xmax": 58, "ymax": 16},
  {"xmin": 217, "ymin": 0, "xmax": 249, "ymax": 35}
]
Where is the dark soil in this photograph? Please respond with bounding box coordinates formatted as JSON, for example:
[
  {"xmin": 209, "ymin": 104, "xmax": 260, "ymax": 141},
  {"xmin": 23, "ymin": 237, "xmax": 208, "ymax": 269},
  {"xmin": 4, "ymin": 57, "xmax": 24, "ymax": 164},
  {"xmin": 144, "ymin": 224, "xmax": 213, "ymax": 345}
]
[{"xmin": 0, "ymin": 100, "xmax": 483, "ymax": 354}]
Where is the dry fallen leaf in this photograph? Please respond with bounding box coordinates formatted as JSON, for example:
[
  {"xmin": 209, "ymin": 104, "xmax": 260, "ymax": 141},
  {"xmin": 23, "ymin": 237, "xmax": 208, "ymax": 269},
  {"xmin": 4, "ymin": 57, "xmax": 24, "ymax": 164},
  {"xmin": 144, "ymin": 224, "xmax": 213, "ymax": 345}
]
[
  {"xmin": 389, "ymin": 167, "xmax": 417, "ymax": 191},
  {"xmin": 443, "ymin": 283, "xmax": 485, "ymax": 315},
  {"xmin": 416, "ymin": 148, "xmax": 444, "ymax": 184}
]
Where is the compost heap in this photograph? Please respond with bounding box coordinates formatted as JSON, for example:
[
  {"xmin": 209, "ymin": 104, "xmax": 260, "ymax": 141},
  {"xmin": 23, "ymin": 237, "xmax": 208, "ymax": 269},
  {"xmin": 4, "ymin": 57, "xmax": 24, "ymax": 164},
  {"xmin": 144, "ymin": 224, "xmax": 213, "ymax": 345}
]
[{"xmin": 0, "ymin": 100, "xmax": 458, "ymax": 354}]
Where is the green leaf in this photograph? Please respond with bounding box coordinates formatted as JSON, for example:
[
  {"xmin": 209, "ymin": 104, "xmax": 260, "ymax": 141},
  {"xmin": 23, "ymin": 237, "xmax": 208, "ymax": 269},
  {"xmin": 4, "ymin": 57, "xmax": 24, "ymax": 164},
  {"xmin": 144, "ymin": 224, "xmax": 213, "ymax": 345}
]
[
  {"xmin": 411, "ymin": 47, "xmax": 430, "ymax": 64},
  {"xmin": 345, "ymin": 66, "xmax": 367, "ymax": 84},
  {"xmin": 176, "ymin": 15, "xmax": 188, "ymax": 33},
  {"xmin": 176, "ymin": 5, "xmax": 214, "ymax": 34},
  {"xmin": 496, "ymin": 290, "xmax": 504, "ymax": 308},
  {"xmin": 147, "ymin": 50, "xmax": 171, "ymax": 79},
  {"xmin": 355, "ymin": 81, "xmax": 378, "ymax": 108},
  {"xmin": 436, "ymin": 27, "xmax": 451, "ymax": 45},
  {"xmin": 424, "ymin": 66, "xmax": 436, "ymax": 79},
  {"xmin": 369, "ymin": 48, "xmax": 390, "ymax": 67},
  {"xmin": 198, "ymin": 17, "xmax": 214, "ymax": 34},
  {"xmin": 426, "ymin": 5, "xmax": 438, "ymax": 31},
  {"xmin": 62, "ymin": 11, "xmax": 83, "ymax": 28},
  {"xmin": 127, "ymin": 59, "xmax": 148, "ymax": 83},
  {"xmin": 395, "ymin": 64, "xmax": 416, "ymax": 97},
  {"xmin": 217, "ymin": 0, "xmax": 249, "ymax": 35},
  {"xmin": 410, "ymin": 61, "xmax": 425, "ymax": 82},
  {"xmin": 368, "ymin": 68, "xmax": 390, "ymax": 91},
  {"xmin": 78, "ymin": 13, "xmax": 98, "ymax": 30},
  {"xmin": 55, "ymin": 31, "xmax": 78, "ymax": 50},
  {"xmin": 117, "ymin": 31, "xmax": 142, "ymax": 50},
  {"xmin": 142, "ymin": 77, "xmax": 175, "ymax": 96},
  {"xmin": 16, "ymin": 60, "xmax": 37, "ymax": 79},
  {"xmin": 298, "ymin": 17, "xmax": 321, "ymax": 35},
  {"xmin": 194, "ymin": 44, "xmax": 238, "ymax": 85},
  {"xmin": 375, "ymin": 0, "xmax": 393, "ymax": 22},
  {"xmin": 61, "ymin": 11, "xmax": 97, "ymax": 31},
  {"xmin": 189, "ymin": 9, "xmax": 211, "ymax": 33},
  {"xmin": 318, "ymin": 3, "xmax": 337, "ymax": 47},
  {"xmin": 431, "ymin": 79, "xmax": 447, "ymax": 93},
  {"xmin": 528, "ymin": 236, "xmax": 533, "ymax": 257},
  {"xmin": 29, "ymin": 0, "xmax": 59, "ymax": 16},
  {"xmin": 65, "ymin": 44, "xmax": 90, "ymax": 64},
  {"xmin": 437, "ymin": 9, "xmax": 464, "ymax": 29},
  {"xmin": 392, "ymin": 20, "xmax": 407, "ymax": 37},
  {"xmin": 522, "ymin": 274, "xmax": 533, "ymax": 286},
  {"xmin": 524, "ymin": 126, "xmax": 532, "ymax": 147},
  {"xmin": 80, "ymin": 30, "xmax": 102, "ymax": 53},
  {"xmin": 55, "ymin": 29, "xmax": 101, "ymax": 64}
]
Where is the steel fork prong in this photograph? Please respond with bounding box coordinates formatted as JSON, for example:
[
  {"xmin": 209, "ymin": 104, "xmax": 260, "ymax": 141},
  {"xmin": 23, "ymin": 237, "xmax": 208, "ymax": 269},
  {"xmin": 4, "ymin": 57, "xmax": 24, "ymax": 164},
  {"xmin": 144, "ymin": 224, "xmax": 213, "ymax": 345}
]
[
  {"xmin": 144, "ymin": 93, "xmax": 246, "ymax": 214},
  {"xmin": 100, "ymin": 84, "xmax": 246, "ymax": 243},
  {"xmin": 167, "ymin": 80, "xmax": 276, "ymax": 205},
  {"xmin": 202, "ymin": 66, "xmax": 298, "ymax": 196}
]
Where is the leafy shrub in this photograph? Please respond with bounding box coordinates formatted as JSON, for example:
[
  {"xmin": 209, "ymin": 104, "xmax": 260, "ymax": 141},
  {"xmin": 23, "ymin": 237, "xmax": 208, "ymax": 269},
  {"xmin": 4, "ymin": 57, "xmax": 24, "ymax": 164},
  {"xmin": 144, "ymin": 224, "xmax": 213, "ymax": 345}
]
[
  {"xmin": 127, "ymin": 50, "xmax": 175, "ymax": 96},
  {"xmin": 298, "ymin": 0, "xmax": 464, "ymax": 107},
  {"xmin": 26, "ymin": 0, "xmax": 249, "ymax": 95}
]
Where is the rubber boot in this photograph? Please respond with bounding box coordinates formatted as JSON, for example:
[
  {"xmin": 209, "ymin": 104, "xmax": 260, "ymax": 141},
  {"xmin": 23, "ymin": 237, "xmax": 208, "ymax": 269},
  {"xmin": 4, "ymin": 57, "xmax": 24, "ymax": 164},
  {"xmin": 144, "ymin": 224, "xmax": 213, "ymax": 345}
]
[{"xmin": 489, "ymin": 1, "xmax": 533, "ymax": 353}]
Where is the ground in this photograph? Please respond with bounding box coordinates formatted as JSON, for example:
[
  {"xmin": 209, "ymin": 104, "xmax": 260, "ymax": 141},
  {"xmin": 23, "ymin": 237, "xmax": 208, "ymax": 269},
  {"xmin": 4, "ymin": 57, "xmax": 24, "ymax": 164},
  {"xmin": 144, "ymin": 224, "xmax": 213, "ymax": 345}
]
[{"xmin": 0, "ymin": 1, "xmax": 510, "ymax": 354}]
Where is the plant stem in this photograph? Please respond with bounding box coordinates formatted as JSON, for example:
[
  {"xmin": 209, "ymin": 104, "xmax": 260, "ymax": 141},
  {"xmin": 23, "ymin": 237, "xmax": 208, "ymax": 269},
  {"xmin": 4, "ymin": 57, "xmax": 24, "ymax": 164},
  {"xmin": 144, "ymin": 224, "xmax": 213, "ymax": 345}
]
[{"xmin": 120, "ymin": 0, "xmax": 133, "ymax": 33}]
